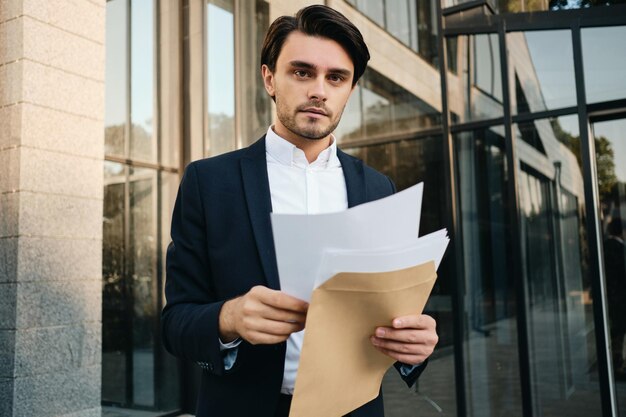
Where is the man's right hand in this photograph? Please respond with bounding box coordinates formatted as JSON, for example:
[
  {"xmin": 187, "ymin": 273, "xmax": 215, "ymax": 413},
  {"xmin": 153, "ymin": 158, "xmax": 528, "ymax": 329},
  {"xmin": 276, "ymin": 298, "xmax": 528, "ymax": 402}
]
[{"xmin": 218, "ymin": 285, "xmax": 309, "ymax": 345}]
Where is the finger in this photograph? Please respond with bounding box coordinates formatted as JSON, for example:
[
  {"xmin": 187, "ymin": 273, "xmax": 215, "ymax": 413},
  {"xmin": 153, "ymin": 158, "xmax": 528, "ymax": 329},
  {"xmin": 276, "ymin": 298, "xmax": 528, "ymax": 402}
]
[
  {"xmin": 247, "ymin": 299, "xmax": 307, "ymax": 323},
  {"xmin": 244, "ymin": 316, "xmax": 305, "ymax": 337},
  {"xmin": 240, "ymin": 291, "xmax": 306, "ymax": 323},
  {"xmin": 245, "ymin": 330, "xmax": 290, "ymax": 345},
  {"xmin": 252, "ymin": 286, "xmax": 309, "ymax": 313},
  {"xmin": 372, "ymin": 345, "xmax": 426, "ymax": 366},
  {"xmin": 259, "ymin": 320, "xmax": 305, "ymax": 336},
  {"xmin": 261, "ymin": 307, "xmax": 307, "ymax": 324},
  {"xmin": 370, "ymin": 336, "xmax": 431, "ymax": 356},
  {"xmin": 390, "ymin": 314, "xmax": 436, "ymax": 330},
  {"xmin": 374, "ymin": 328, "xmax": 436, "ymax": 345}
]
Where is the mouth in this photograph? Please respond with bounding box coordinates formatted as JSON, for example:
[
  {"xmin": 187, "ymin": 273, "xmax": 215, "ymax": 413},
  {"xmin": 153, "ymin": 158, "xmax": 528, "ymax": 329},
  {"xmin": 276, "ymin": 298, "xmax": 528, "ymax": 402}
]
[{"xmin": 300, "ymin": 107, "xmax": 328, "ymax": 117}]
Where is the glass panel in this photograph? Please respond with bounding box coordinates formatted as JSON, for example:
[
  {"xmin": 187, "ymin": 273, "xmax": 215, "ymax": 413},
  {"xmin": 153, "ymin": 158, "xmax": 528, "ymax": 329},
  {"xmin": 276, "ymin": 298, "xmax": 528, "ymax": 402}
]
[
  {"xmin": 334, "ymin": 69, "xmax": 441, "ymax": 144},
  {"xmin": 442, "ymin": 0, "xmax": 484, "ymax": 10},
  {"xmin": 102, "ymin": 161, "xmax": 127, "ymax": 404},
  {"xmin": 335, "ymin": 83, "xmax": 363, "ymax": 143},
  {"xmin": 514, "ymin": 115, "xmax": 602, "ymax": 416},
  {"xmin": 582, "ymin": 26, "xmax": 626, "ymax": 105},
  {"xmin": 446, "ymin": 37, "xmax": 458, "ymax": 75},
  {"xmin": 592, "ymin": 117, "xmax": 626, "ymax": 415},
  {"xmin": 206, "ymin": 0, "xmax": 236, "ymax": 156},
  {"xmin": 416, "ymin": 0, "xmax": 439, "ymax": 67},
  {"xmin": 101, "ymin": 165, "xmax": 180, "ymax": 413},
  {"xmin": 496, "ymin": 0, "xmax": 548, "ymax": 13},
  {"xmin": 346, "ymin": 136, "xmax": 457, "ymax": 416},
  {"xmin": 474, "ymin": 34, "xmax": 503, "ymax": 104},
  {"xmin": 238, "ymin": 0, "xmax": 271, "ymax": 146},
  {"xmin": 130, "ymin": 0, "xmax": 155, "ymax": 162},
  {"xmin": 500, "ymin": 0, "xmax": 625, "ymax": 12},
  {"xmin": 448, "ymin": 34, "xmax": 504, "ymax": 125},
  {"xmin": 105, "ymin": 0, "xmax": 127, "ymax": 157},
  {"xmin": 157, "ymin": 171, "xmax": 182, "ymax": 411},
  {"xmin": 455, "ymin": 127, "xmax": 524, "ymax": 417},
  {"xmin": 385, "ymin": 0, "xmax": 411, "ymax": 46},
  {"xmin": 352, "ymin": 0, "xmax": 438, "ymax": 65},
  {"xmin": 129, "ymin": 167, "xmax": 157, "ymax": 407},
  {"xmin": 103, "ymin": 0, "xmax": 181, "ymax": 412},
  {"xmin": 355, "ymin": 0, "xmax": 385, "ymax": 27},
  {"xmin": 508, "ymin": 30, "xmax": 576, "ymax": 114}
]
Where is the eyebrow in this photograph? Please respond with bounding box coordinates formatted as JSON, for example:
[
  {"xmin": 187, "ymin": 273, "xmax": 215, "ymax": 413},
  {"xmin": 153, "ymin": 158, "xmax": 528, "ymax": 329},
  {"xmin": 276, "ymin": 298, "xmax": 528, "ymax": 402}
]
[{"xmin": 288, "ymin": 60, "xmax": 352, "ymax": 78}]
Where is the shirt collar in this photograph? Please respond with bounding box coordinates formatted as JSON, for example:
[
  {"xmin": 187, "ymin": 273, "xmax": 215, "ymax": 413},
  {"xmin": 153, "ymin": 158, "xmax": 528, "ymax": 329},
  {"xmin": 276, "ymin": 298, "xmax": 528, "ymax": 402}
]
[{"xmin": 265, "ymin": 126, "xmax": 341, "ymax": 169}]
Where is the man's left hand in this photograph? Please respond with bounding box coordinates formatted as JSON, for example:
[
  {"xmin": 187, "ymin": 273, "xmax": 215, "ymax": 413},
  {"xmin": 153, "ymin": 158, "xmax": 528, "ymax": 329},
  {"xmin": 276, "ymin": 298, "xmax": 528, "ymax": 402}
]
[{"xmin": 370, "ymin": 314, "xmax": 438, "ymax": 366}]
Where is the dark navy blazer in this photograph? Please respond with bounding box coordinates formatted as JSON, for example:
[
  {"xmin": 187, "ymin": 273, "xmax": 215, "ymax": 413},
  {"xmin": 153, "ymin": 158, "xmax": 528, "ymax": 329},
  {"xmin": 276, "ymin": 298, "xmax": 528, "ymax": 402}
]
[{"xmin": 162, "ymin": 137, "xmax": 426, "ymax": 417}]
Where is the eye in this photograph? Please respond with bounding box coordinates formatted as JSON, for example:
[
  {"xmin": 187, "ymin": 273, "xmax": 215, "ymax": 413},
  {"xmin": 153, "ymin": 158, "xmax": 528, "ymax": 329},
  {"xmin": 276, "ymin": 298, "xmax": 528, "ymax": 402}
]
[
  {"xmin": 294, "ymin": 70, "xmax": 310, "ymax": 78},
  {"xmin": 328, "ymin": 74, "xmax": 345, "ymax": 83}
]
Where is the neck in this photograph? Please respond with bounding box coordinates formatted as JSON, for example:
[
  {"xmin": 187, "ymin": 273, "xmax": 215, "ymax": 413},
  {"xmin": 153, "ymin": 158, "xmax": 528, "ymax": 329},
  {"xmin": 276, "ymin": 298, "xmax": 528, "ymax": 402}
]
[{"xmin": 272, "ymin": 125, "xmax": 332, "ymax": 163}]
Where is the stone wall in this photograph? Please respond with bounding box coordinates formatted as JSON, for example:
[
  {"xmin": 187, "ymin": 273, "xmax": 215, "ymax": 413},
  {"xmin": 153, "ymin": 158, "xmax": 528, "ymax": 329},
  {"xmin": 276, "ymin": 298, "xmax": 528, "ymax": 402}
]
[{"xmin": 0, "ymin": 0, "xmax": 105, "ymax": 415}]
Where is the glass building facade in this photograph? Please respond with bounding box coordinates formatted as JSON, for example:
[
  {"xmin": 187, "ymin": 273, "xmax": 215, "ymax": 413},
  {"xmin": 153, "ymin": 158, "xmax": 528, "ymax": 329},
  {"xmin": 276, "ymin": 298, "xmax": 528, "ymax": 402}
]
[{"xmin": 102, "ymin": 0, "xmax": 626, "ymax": 415}]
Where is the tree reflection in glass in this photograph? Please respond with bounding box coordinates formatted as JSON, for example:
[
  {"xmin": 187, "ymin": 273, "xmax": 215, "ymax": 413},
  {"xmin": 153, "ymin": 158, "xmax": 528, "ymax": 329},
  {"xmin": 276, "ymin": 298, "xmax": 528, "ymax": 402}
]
[{"xmin": 592, "ymin": 117, "xmax": 626, "ymax": 414}]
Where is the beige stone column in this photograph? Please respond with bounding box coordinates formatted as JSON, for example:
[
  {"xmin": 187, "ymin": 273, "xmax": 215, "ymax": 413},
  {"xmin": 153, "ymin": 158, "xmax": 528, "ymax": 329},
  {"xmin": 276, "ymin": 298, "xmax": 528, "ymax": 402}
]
[{"xmin": 0, "ymin": 1, "xmax": 106, "ymax": 416}]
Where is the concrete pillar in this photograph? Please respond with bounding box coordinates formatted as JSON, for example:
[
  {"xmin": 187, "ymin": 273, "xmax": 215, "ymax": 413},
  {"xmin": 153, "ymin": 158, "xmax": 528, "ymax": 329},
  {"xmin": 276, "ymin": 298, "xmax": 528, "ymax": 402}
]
[{"xmin": 0, "ymin": 0, "xmax": 105, "ymax": 415}]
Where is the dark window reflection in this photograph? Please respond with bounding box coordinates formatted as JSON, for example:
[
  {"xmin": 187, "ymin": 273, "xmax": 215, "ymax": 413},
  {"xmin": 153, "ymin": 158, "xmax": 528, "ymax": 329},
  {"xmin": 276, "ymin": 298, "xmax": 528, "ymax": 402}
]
[
  {"xmin": 103, "ymin": 161, "xmax": 127, "ymax": 405},
  {"xmin": 516, "ymin": 115, "xmax": 602, "ymax": 416},
  {"xmin": 129, "ymin": 167, "xmax": 156, "ymax": 407},
  {"xmin": 455, "ymin": 126, "xmax": 524, "ymax": 417},
  {"xmin": 102, "ymin": 164, "xmax": 180, "ymax": 413},
  {"xmin": 592, "ymin": 117, "xmax": 626, "ymax": 414},
  {"xmin": 448, "ymin": 34, "xmax": 504, "ymax": 124},
  {"xmin": 335, "ymin": 69, "xmax": 441, "ymax": 144},
  {"xmin": 346, "ymin": 136, "xmax": 457, "ymax": 417}
]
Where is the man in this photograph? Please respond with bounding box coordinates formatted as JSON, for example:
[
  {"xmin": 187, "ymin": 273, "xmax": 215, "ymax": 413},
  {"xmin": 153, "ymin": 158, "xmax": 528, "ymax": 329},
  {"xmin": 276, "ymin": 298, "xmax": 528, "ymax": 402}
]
[{"xmin": 162, "ymin": 5, "xmax": 438, "ymax": 417}]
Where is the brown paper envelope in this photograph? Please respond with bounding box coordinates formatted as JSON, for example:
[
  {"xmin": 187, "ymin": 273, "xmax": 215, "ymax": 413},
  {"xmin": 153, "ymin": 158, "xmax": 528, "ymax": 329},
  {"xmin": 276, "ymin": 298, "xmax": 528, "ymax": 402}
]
[{"xmin": 289, "ymin": 261, "xmax": 437, "ymax": 417}]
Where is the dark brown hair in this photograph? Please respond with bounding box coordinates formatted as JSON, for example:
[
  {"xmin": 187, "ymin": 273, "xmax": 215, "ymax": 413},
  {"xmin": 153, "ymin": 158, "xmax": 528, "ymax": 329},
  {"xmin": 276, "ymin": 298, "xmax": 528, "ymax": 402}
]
[{"xmin": 261, "ymin": 5, "xmax": 370, "ymax": 86}]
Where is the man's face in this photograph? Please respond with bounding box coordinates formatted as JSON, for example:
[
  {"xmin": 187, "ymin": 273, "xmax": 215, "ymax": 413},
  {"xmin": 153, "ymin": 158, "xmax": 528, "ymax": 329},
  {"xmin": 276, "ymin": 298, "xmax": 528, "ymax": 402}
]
[{"xmin": 262, "ymin": 31, "xmax": 355, "ymax": 144}]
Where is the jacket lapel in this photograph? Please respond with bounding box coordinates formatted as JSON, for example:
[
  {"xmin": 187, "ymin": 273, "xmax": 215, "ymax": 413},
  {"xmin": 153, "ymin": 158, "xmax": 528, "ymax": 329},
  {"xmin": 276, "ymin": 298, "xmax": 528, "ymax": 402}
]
[
  {"xmin": 240, "ymin": 142, "xmax": 366, "ymax": 290},
  {"xmin": 337, "ymin": 148, "xmax": 367, "ymax": 208},
  {"xmin": 240, "ymin": 137, "xmax": 281, "ymax": 290}
]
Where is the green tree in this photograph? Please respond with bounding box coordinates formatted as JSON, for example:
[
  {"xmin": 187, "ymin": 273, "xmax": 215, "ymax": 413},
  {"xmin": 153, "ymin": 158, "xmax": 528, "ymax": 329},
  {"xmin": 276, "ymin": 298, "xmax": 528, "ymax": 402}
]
[{"xmin": 550, "ymin": 119, "xmax": 617, "ymax": 197}]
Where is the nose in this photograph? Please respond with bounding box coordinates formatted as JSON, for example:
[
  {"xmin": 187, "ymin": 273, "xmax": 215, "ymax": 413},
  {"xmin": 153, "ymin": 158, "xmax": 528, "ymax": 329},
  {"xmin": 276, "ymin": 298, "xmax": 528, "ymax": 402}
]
[{"xmin": 308, "ymin": 76, "xmax": 327, "ymax": 102}]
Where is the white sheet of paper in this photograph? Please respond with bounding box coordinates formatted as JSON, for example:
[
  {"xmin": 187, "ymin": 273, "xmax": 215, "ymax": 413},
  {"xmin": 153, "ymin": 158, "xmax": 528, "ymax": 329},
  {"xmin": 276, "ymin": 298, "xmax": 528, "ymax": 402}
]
[
  {"xmin": 314, "ymin": 229, "xmax": 449, "ymax": 289},
  {"xmin": 271, "ymin": 183, "xmax": 424, "ymax": 302}
]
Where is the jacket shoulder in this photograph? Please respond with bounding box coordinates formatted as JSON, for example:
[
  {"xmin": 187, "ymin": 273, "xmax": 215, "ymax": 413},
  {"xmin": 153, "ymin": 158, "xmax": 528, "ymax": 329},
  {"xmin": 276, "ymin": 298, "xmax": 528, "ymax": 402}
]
[{"xmin": 185, "ymin": 137, "xmax": 265, "ymax": 177}]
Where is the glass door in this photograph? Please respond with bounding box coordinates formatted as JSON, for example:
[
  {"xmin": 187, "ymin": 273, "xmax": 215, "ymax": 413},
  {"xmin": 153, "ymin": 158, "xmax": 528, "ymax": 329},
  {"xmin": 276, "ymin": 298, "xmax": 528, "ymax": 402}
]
[
  {"xmin": 514, "ymin": 115, "xmax": 602, "ymax": 417},
  {"xmin": 591, "ymin": 116, "xmax": 626, "ymax": 416}
]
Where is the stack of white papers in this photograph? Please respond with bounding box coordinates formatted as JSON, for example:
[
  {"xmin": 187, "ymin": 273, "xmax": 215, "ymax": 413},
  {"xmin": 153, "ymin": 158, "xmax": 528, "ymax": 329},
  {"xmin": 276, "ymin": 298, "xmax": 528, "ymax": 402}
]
[{"xmin": 271, "ymin": 183, "xmax": 449, "ymax": 301}]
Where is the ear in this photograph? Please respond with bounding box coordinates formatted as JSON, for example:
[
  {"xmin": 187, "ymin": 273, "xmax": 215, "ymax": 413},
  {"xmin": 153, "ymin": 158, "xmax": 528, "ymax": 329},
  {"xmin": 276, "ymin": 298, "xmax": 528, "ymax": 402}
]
[{"xmin": 261, "ymin": 64, "xmax": 276, "ymax": 98}]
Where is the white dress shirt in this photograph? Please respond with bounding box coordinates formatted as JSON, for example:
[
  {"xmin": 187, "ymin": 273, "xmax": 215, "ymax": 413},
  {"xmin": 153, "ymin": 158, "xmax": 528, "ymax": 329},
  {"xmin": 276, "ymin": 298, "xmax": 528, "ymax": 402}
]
[
  {"xmin": 265, "ymin": 126, "xmax": 348, "ymax": 393},
  {"xmin": 216, "ymin": 128, "xmax": 419, "ymax": 390}
]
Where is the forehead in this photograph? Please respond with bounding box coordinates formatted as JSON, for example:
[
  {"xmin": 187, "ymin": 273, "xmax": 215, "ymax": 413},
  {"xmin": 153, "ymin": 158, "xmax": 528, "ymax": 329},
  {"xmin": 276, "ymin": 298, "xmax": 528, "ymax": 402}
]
[{"xmin": 277, "ymin": 31, "xmax": 354, "ymax": 72}]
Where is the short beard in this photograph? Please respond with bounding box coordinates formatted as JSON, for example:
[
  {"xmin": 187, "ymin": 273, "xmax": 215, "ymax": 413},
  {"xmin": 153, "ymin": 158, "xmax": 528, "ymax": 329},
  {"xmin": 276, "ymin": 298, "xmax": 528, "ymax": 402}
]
[{"xmin": 277, "ymin": 101, "xmax": 344, "ymax": 141}]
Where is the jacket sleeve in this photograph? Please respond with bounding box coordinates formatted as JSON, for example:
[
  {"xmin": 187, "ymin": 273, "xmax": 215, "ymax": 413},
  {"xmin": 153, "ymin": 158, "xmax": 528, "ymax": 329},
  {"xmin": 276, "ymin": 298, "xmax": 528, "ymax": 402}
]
[
  {"xmin": 395, "ymin": 360, "xmax": 428, "ymax": 387},
  {"xmin": 161, "ymin": 162, "xmax": 228, "ymax": 376}
]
